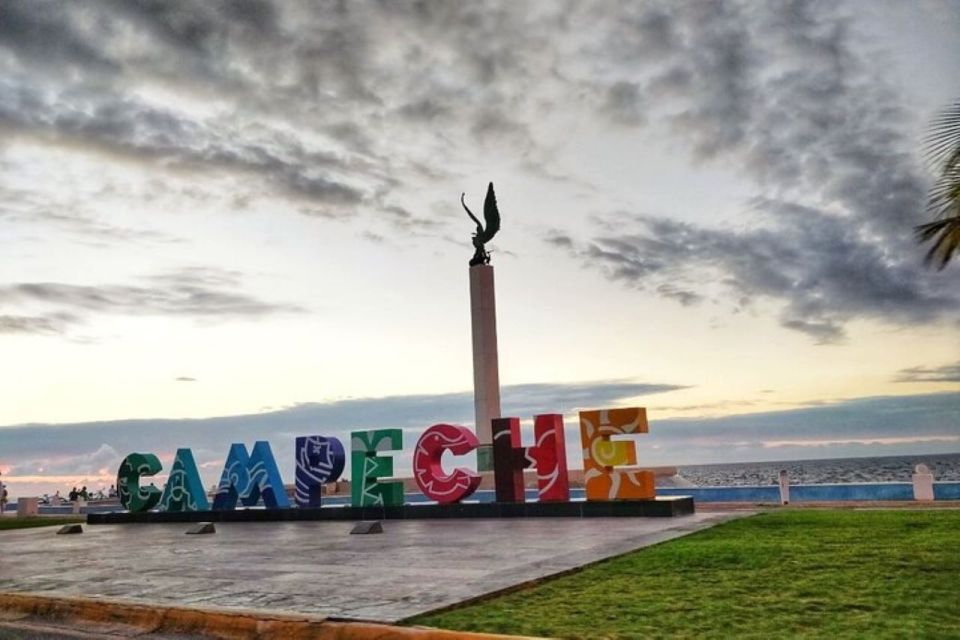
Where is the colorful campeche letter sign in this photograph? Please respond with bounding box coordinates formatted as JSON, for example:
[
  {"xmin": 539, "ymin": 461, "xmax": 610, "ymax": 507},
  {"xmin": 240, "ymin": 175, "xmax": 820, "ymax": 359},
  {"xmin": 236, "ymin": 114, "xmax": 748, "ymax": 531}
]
[
  {"xmin": 159, "ymin": 448, "xmax": 209, "ymax": 512},
  {"xmin": 492, "ymin": 414, "xmax": 570, "ymax": 503},
  {"xmin": 351, "ymin": 429, "xmax": 404, "ymax": 507},
  {"xmin": 413, "ymin": 424, "xmax": 482, "ymax": 503},
  {"xmin": 580, "ymin": 408, "xmax": 654, "ymax": 501},
  {"xmin": 115, "ymin": 403, "xmax": 663, "ymax": 515},
  {"xmin": 212, "ymin": 441, "xmax": 289, "ymax": 510},
  {"xmin": 295, "ymin": 436, "xmax": 345, "ymax": 508},
  {"xmin": 117, "ymin": 452, "xmax": 163, "ymax": 513}
]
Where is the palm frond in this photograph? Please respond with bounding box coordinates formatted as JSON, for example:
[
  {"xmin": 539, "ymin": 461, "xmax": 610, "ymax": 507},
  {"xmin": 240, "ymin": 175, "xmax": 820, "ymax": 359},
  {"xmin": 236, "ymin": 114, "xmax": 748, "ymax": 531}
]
[
  {"xmin": 923, "ymin": 101, "xmax": 960, "ymax": 173},
  {"xmin": 918, "ymin": 100, "xmax": 960, "ymax": 269},
  {"xmin": 915, "ymin": 216, "xmax": 960, "ymax": 270},
  {"xmin": 926, "ymin": 169, "xmax": 960, "ymax": 218}
]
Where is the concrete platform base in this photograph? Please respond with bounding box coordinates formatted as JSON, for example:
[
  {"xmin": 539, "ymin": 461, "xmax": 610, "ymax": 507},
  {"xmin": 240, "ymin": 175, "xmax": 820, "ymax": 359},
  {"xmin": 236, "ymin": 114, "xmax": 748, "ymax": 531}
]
[
  {"xmin": 88, "ymin": 496, "xmax": 693, "ymax": 525},
  {"xmin": 0, "ymin": 513, "xmax": 743, "ymax": 622}
]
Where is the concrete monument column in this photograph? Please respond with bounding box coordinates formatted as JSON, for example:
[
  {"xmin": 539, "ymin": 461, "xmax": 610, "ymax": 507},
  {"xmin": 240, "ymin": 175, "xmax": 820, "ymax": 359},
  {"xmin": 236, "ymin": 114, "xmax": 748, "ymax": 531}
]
[
  {"xmin": 460, "ymin": 182, "xmax": 503, "ymax": 472},
  {"xmin": 470, "ymin": 264, "xmax": 501, "ymax": 471}
]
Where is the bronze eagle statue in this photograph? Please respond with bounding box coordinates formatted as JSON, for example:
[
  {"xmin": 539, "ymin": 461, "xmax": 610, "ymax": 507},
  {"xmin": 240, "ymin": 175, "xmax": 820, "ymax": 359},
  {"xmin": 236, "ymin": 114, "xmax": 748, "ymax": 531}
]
[{"xmin": 461, "ymin": 182, "xmax": 500, "ymax": 266}]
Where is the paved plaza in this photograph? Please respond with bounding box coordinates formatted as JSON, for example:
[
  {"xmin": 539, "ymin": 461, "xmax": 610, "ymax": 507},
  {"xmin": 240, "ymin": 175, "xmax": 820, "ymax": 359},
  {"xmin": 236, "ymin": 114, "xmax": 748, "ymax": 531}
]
[{"xmin": 0, "ymin": 513, "xmax": 745, "ymax": 622}]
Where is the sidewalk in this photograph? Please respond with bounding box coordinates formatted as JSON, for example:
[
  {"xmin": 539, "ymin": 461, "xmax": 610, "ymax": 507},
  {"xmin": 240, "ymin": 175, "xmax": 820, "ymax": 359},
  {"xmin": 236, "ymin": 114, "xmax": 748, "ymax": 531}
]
[{"xmin": 0, "ymin": 513, "xmax": 745, "ymax": 623}]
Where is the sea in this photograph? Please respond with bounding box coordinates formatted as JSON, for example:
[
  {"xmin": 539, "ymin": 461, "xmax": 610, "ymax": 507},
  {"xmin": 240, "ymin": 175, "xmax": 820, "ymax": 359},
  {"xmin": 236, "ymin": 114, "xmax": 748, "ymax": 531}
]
[{"xmin": 677, "ymin": 452, "xmax": 960, "ymax": 486}]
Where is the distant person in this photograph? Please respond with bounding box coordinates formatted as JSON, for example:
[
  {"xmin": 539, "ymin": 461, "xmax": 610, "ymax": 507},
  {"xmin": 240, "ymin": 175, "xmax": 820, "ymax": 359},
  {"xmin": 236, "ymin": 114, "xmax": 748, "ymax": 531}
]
[
  {"xmin": 80, "ymin": 486, "xmax": 89, "ymax": 500},
  {"xmin": 108, "ymin": 484, "xmax": 117, "ymax": 498},
  {"xmin": 69, "ymin": 487, "xmax": 78, "ymax": 502}
]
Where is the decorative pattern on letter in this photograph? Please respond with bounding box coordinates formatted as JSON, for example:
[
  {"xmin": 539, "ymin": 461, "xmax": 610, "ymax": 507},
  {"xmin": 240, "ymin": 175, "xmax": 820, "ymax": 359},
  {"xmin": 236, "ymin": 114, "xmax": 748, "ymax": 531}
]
[
  {"xmin": 491, "ymin": 414, "xmax": 570, "ymax": 503},
  {"xmin": 295, "ymin": 436, "xmax": 345, "ymax": 508},
  {"xmin": 117, "ymin": 453, "xmax": 163, "ymax": 513},
  {"xmin": 492, "ymin": 417, "xmax": 525, "ymax": 502},
  {"xmin": 413, "ymin": 424, "xmax": 482, "ymax": 503},
  {"xmin": 580, "ymin": 408, "xmax": 655, "ymax": 501},
  {"xmin": 350, "ymin": 429, "xmax": 404, "ymax": 507},
  {"xmin": 212, "ymin": 441, "xmax": 289, "ymax": 510},
  {"xmin": 529, "ymin": 414, "xmax": 570, "ymax": 502},
  {"xmin": 159, "ymin": 448, "xmax": 209, "ymax": 512}
]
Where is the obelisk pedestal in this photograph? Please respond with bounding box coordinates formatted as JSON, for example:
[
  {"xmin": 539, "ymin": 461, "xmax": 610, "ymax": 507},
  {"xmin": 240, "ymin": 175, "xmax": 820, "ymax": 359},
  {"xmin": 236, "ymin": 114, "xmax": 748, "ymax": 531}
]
[{"xmin": 470, "ymin": 264, "xmax": 501, "ymax": 472}]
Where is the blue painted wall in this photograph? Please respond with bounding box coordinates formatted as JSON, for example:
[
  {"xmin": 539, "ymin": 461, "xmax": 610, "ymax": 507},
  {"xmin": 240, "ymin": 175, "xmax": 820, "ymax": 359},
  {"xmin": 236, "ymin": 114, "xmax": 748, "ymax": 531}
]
[
  {"xmin": 934, "ymin": 482, "xmax": 960, "ymax": 500},
  {"xmin": 657, "ymin": 486, "xmax": 780, "ymax": 502},
  {"xmin": 659, "ymin": 482, "xmax": 960, "ymax": 502}
]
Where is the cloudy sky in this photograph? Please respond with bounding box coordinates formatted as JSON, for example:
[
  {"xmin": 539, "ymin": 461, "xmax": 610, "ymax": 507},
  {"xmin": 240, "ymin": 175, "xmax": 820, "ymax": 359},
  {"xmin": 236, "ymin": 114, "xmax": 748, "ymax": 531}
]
[{"xmin": 1, "ymin": 1, "xmax": 958, "ymax": 498}]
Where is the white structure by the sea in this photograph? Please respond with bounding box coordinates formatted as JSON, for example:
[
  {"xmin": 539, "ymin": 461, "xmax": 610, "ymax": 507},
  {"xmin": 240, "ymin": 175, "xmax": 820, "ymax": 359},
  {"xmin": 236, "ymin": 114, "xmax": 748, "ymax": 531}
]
[{"xmin": 912, "ymin": 464, "xmax": 934, "ymax": 501}]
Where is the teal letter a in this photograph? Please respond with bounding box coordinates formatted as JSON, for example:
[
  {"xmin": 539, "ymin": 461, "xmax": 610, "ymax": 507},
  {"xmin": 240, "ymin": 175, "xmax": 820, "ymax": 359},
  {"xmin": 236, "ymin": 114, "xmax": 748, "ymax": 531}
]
[{"xmin": 159, "ymin": 448, "xmax": 209, "ymax": 512}]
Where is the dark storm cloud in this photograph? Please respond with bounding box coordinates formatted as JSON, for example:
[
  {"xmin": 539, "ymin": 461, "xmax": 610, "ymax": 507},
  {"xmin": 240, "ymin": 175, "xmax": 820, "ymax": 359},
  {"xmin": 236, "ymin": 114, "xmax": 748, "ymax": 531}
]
[
  {"xmin": 1, "ymin": 2, "xmax": 359, "ymax": 220},
  {"xmin": 0, "ymin": 267, "xmax": 303, "ymax": 336},
  {"xmin": 0, "ymin": 2, "xmax": 118, "ymax": 74},
  {"xmin": 572, "ymin": 211, "xmax": 949, "ymax": 335},
  {"xmin": 780, "ymin": 319, "xmax": 845, "ymax": 345},
  {"xmin": 655, "ymin": 284, "xmax": 702, "ymax": 308},
  {"xmin": 397, "ymin": 98, "xmax": 453, "ymax": 123},
  {"xmin": 0, "ymin": 1, "xmax": 557, "ymax": 232},
  {"xmin": 662, "ymin": 3, "xmax": 758, "ymax": 158},
  {"xmin": 600, "ymin": 5, "xmax": 680, "ymax": 63},
  {"xmin": 3, "ymin": 0, "xmax": 959, "ymax": 332},
  {"xmin": 379, "ymin": 204, "xmax": 443, "ymax": 233},
  {"xmin": 470, "ymin": 107, "xmax": 527, "ymax": 140},
  {"xmin": 601, "ymin": 82, "xmax": 645, "ymax": 126},
  {"xmin": 0, "ymin": 1, "xmax": 279, "ymax": 88},
  {"xmin": 0, "ymin": 182, "xmax": 182, "ymax": 245},
  {"xmin": 549, "ymin": 1, "xmax": 960, "ymax": 341},
  {"xmin": 0, "ymin": 81, "xmax": 366, "ymax": 208},
  {"xmin": 565, "ymin": 203, "xmax": 958, "ymax": 342},
  {"xmin": 895, "ymin": 362, "xmax": 960, "ymax": 384},
  {"xmin": 0, "ymin": 313, "xmax": 77, "ymax": 336},
  {"xmin": 544, "ymin": 231, "xmax": 574, "ymax": 249}
]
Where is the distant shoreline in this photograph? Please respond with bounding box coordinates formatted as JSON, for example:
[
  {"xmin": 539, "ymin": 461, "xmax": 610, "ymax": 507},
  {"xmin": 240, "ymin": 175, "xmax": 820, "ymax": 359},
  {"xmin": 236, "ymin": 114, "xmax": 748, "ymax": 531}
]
[{"xmin": 678, "ymin": 452, "xmax": 960, "ymax": 486}]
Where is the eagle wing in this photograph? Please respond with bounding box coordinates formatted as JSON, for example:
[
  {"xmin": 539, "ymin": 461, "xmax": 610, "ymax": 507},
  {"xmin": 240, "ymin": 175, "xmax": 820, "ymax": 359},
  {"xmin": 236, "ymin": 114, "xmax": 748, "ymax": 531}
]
[
  {"xmin": 481, "ymin": 182, "xmax": 500, "ymax": 243},
  {"xmin": 461, "ymin": 193, "xmax": 483, "ymax": 231}
]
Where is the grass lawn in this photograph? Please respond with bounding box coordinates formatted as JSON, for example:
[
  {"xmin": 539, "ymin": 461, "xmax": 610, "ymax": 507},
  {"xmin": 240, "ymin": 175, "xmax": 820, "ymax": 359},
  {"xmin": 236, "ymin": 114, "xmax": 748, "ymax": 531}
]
[
  {"xmin": 0, "ymin": 516, "xmax": 84, "ymax": 531},
  {"xmin": 410, "ymin": 510, "xmax": 960, "ymax": 639}
]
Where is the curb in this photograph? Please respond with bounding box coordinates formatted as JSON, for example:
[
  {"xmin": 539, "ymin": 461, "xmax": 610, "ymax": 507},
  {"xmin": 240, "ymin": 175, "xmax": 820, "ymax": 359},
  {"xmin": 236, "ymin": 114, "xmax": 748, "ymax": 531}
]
[{"xmin": 0, "ymin": 592, "xmax": 546, "ymax": 639}]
